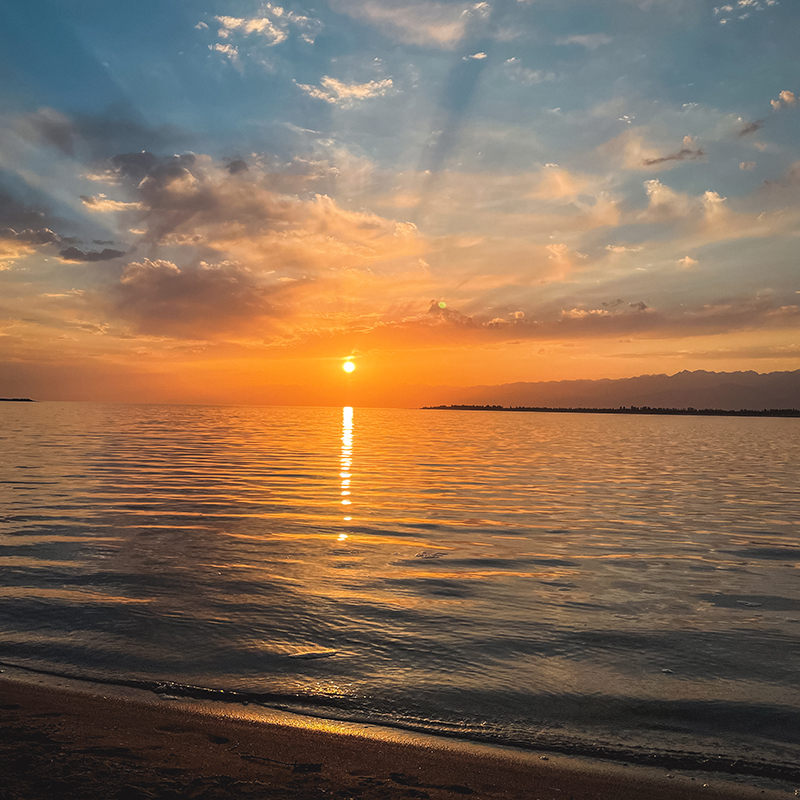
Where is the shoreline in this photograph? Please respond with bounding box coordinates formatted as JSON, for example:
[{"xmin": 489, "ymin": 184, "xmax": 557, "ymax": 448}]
[
  {"xmin": 1, "ymin": 667, "xmax": 796, "ymax": 799},
  {"xmin": 4, "ymin": 660, "xmax": 799, "ymax": 785}
]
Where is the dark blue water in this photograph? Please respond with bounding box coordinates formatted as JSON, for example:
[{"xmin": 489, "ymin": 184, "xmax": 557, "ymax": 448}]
[{"xmin": 1, "ymin": 402, "xmax": 799, "ymax": 777}]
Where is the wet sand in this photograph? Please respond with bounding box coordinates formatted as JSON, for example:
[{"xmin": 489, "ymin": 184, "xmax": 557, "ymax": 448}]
[{"xmin": 0, "ymin": 672, "xmax": 793, "ymax": 800}]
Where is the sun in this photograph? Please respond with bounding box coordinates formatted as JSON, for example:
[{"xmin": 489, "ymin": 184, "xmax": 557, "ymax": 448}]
[{"xmin": 343, "ymin": 361, "xmax": 355, "ymax": 373}]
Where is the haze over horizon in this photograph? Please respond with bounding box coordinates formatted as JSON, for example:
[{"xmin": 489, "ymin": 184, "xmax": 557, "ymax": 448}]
[{"xmin": 1, "ymin": 0, "xmax": 799, "ymax": 405}]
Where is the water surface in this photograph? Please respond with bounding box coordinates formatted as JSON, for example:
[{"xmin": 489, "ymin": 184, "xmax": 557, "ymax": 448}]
[{"xmin": 1, "ymin": 402, "xmax": 799, "ymax": 776}]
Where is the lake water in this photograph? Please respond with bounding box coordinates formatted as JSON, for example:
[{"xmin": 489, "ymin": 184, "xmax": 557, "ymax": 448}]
[{"xmin": 2, "ymin": 402, "xmax": 799, "ymax": 780}]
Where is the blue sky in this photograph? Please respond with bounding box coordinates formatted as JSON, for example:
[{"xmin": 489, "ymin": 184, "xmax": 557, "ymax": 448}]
[{"xmin": 0, "ymin": 0, "xmax": 798, "ymax": 403}]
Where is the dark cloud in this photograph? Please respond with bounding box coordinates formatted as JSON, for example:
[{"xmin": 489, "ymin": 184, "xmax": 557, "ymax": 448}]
[
  {"xmin": 113, "ymin": 259, "xmax": 281, "ymax": 337},
  {"xmin": 134, "ymin": 157, "xmax": 220, "ymax": 243},
  {"xmin": 629, "ymin": 301, "xmax": 649, "ymax": 311},
  {"xmin": 109, "ymin": 151, "xmax": 159, "ymax": 182},
  {"xmin": 58, "ymin": 246, "xmax": 125, "ymax": 262},
  {"xmin": 103, "ymin": 150, "xmax": 315, "ymax": 248},
  {"xmin": 25, "ymin": 109, "xmax": 75, "ymax": 156},
  {"xmin": 0, "ymin": 189, "xmax": 49, "ymax": 230},
  {"xmin": 227, "ymin": 159, "xmax": 249, "ymax": 175},
  {"xmin": 0, "ymin": 189, "xmax": 64, "ymax": 253},
  {"xmin": 93, "ymin": 239, "xmax": 115, "ymax": 245},
  {"xmin": 738, "ymin": 119, "xmax": 764, "ymax": 137},
  {"xmin": 642, "ymin": 148, "xmax": 704, "ymax": 166},
  {"xmin": 0, "ymin": 226, "xmax": 60, "ymax": 245},
  {"xmin": 18, "ymin": 107, "xmax": 190, "ymax": 160}
]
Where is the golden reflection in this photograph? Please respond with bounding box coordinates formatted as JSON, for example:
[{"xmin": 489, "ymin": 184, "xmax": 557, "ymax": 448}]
[{"xmin": 340, "ymin": 406, "xmax": 354, "ymax": 524}]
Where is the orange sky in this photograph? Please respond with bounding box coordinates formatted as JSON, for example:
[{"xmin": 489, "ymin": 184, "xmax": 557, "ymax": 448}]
[{"xmin": 1, "ymin": 1, "xmax": 799, "ymax": 405}]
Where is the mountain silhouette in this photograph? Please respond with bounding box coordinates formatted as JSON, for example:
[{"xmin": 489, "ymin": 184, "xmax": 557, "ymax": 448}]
[{"xmin": 420, "ymin": 369, "xmax": 800, "ymax": 410}]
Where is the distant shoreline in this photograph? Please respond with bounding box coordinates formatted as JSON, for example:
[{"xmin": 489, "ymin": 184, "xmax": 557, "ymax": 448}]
[
  {"xmin": 0, "ymin": 397, "xmax": 35, "ymax": 402},
  {"xmin": 424, "ymin": 404, "xmax": 800, "ymax": 417}
]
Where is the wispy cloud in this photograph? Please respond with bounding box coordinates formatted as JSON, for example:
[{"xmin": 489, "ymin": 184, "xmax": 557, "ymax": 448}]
[
  {"xmin": 215, "ymin": 14, "xmax": 287, "ymax": 45},
  {"xmin": 642, "ymin": 146, "xmax": 705, "ymax": 167},
  {"xmin": 555, "ymin": 33, "xmax": 612, "ymax": 49},
  {"xmin": 80, "ymin": 195, "xmax": 142, "ymax": 212},
  {"xmin": 503, "ymin": 58, "xmax": 555, "ymax": 85},
  {"xmin": 714, "ymin": 0, "xmax": 778, "ymax": 25},
  {"xmin": 330, "ymin": 0, "xmax": 488, "ymax": 48},
  {"xmin": 738, "ymin": 118, "xmax": 764, "ymax": 136},
  {"xmin": 294, "ymin": 76, "xmax": 394, "ymax": 107},
  {"xmin": 211, "ymin": 4, "xmax": 323, "ymax": 46}
]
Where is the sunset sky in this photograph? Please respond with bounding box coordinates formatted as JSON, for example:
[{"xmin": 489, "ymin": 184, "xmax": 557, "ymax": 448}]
[{"xmin": 1, "ymin": 0, "xmax": 798, "ymax": 406}]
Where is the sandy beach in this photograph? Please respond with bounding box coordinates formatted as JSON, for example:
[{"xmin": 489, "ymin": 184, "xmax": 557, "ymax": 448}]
[{"xmin": 1, "ymin": 670, "xmax": 794, "ymax": 800}]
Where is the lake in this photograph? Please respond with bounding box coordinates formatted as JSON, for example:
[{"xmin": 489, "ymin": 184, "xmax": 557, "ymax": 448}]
[{"xmin": 1, "ymin": 402, "xmax": 799, "ymax": 779}]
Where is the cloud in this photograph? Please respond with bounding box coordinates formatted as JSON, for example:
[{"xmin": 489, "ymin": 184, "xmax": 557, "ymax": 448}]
[
  {"xmin": 760, "ymin": 160, "xmax": 800, "ymax": 190},
  {"xmin": 295, "ymin": 75, "xmax": 394, "ymax": 106},
  {"xmin": 93, "ymin": 151, "xmax": 427, "ymax": 331},
  {"xmin": 546, "ymin": 242, "xmax": 587, "ymax": 280},
  {"xmin": 771, "ymin": 90, "xmax": 797, "ymax": 111},
  {"xmin": 426, "ymin": 298, "xmax": 476, "ymax": 326},
  {"xmin": 701, "ymin": 190, "xmax": 728, "ymax": 223},
  {"xmin": 555, "ymin": 33, "xmax": 612, "ymax": 49},
  {"xmin": 330, "ymin": 0, "xmax": 487, "ymax": 48},
  {"xmin": 503, "ymin": 58, "xmax": 555, "ymax": 85},
  {"xmin": 0, "ymin": 189, "xmax": 63, "ymax": 266},
  {"xmin": 527, "ymin": 165, "xmax": 602, "ymax": 200},
  {"xmin": 216, "ymin": 14, "xmax": 287, "ymax": 45},
  {"xmin": 463, "ymin": 52, "xmax": 487, "ymax": 60},
  {"xmin": 211, "ymin": 43, "xmax": 240, "ymax": 63},
  {"xmin": 80, "ymin": 194, "xmax": 142, "ymax": 212},
  {"xmin": 211, "ymin": 6, "xmax": 323, "ymax": 47},
  {"xmin": 0, "ymin": 226, "xmax": 60, "ymax": 245},
  {"xmin": 0, "ymin": 189, "xmax": 53, "ymax": 230},
  {"xmin": 640, "ymin": 180, "xmax": 733, "ymax": 231},
  {"xmin": 113, "ymin": 258, "xmax": 283, "ymax": 337},
  {"xmin": 678, "ymin": 256, "xmax": 698, "ymax": 268},
  {"xmin": 600, "ymin": 130, "xmax": 677, "ymax": 171},
  {"xmin": 738, "ymin": 118, "xmax": 764, "ymax": 136},
  {"xmin": 714, "ymin": 0, "xmax": 778, "ymax": 24},
  {"xmin": 739, "ymin": 161, "xmax": 756, "ymax": 170},
  {"xmin": 560, "ymin": 299, "xmax": 650, "ymax": 320},
  {"xmin": 642, "ymin": 143, "xmax": 705, "ymax": 167},
  {"xmin": 108, "ymin": 151, "xmax": 160, "ymax": 182},
  {"xmin": 606, "ymin": 244, "xmax": 643, "ymax": 253},
  {"xmin": 642, "ymin": 179, "xmax": 692, "ymax": 219},
  {"xmin": 58, "ymin": 246, "xmax": 125, "ymax": 262},
  {"xmin": 14, "ymin": 107, "xmax": 188, "ymax": 160}
]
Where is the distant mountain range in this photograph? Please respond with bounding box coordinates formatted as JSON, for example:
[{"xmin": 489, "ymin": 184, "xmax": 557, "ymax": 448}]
[{"xmin": 419, "ymin": 369, "xmax": 800, "ymax": 411}]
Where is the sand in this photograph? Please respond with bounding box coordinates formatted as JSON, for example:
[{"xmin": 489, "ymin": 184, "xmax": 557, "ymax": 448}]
[{"xmin": 0, "ymin": 670, "xmax": 794, "ymax": 800}]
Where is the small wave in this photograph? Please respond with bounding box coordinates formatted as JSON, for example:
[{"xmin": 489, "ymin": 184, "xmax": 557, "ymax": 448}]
[{"xmin": 2, "ymin": 659, "xmax": 799, "ymax": 785}]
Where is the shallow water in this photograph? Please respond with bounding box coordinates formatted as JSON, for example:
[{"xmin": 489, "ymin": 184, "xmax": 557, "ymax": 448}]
[{"xmin": 1, "ymin": 402, "xmax": 799, "ymax": 774}]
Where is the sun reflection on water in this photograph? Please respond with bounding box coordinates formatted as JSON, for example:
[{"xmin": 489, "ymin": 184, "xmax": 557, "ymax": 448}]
[{"xmin": 340, "ymin": 406, "xmax": 354, "ymax": 523}]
